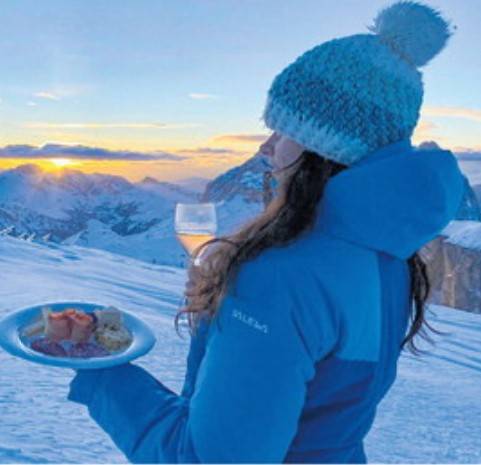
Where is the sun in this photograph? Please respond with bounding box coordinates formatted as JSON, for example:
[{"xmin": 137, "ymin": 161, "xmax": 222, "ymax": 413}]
[{"xmin": 49, "ymin": 158, "xmax": 75, "ymax": 168}]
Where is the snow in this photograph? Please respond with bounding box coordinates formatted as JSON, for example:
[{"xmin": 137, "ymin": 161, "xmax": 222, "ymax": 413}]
[
  {"xmin": 366, "ymin": 306, "xmax": 481, "ymax": 463},
  {"xmin": 442, "ymin": 220, "xmax": 481, "ymax": 251},
  {"xmin": 0, "ymin": 165, "xmax": 198, "ymax": 245},
  {"xmin": 0, "ymin": 236, "xmax": 480, "ymax": 463},
  {"xmin": 0, "ymin": 163, "xmax": 264, "ymax": 267},
  {"xmin": 62, "ymin": 195, "xmax": 263, "ymax": 268},
  {"xmin": 62, "ymin": 218, "xmax": 187, "ymax": 267},
  {"xmin": 0, "ymin": 236, "xmax": 189, "ymax": 463},
  {"xmin": 215, "ymin": 195, "xmax": 264, "ymax": 235}
]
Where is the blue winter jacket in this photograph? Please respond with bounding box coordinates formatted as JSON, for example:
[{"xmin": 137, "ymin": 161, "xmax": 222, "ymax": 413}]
[{"xmin": 67, "ymin": 139, "xmax": 465, "ymax": 463}]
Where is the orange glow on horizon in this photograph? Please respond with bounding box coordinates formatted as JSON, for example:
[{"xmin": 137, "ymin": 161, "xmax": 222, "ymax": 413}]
[
  {"xmin": 49, "ymin": 158, "xmax": 78, "ymax": 168},
  {"xmin": 0, "ymin": 156, "xmax": 244, "ymax": 183},
  {"xmin": 0, "ymin": 134, "xmax": 260, "ymax": 182}
]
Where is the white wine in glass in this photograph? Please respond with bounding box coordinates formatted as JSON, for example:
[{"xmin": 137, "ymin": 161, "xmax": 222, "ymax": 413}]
[{"xmin": 175, "ymin": 202, "xmax": 217, "ymax": 262}]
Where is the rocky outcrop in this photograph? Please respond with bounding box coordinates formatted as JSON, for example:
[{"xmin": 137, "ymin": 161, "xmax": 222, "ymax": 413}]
[
  {"xmin": 201, "ymin": 154, "xmax": 268, "ymax": 204},
  {"xmin": 422, "ymin": 221, "xmax": 481, "ymax": 313}
]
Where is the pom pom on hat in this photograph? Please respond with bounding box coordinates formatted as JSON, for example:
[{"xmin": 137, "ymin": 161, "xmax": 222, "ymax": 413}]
[
  {"xmin": 368, "ymin": 0, "xmax": 453, "ymax": 67},
  {"xmin": 262, "ymin": 1, "xmax": 454, "ymax": 165}
]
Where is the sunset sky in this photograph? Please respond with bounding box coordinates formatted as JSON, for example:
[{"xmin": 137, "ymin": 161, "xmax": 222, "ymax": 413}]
[{"xmin": 1, "ymin": 0, "xmax": 480, "ymax": 182}]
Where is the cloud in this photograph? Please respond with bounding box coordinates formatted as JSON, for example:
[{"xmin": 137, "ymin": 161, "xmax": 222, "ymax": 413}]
[
  {"xmin": 412, "ymin": 119, "xmax": 438, "ymax": 140},
  {"xmin": 33, "ymin": 91, "xmax": 61, "ymax": 101},
  {"xmin": 0, "ymin": 143, "xmax": 186, "ymax": 161},
  {"xmin": 32, "ymin": 84, "xmax": 92, "ymax": 102},
  {"xmin": 178, "ymin": 147, "xmax": 241, "ymax": 156},
  {"xmin": 174, "ymin": 146, "xmax": 250, "ymax": 167},
  {"xmin": 22, "ymin": 122, "xmax": 202, "ymax": 130},
  {"xmin": 212, "ymin": 133, "xmax": 268, "ymax": 144},
  {"xmin": 415, "ymin": 120, "xmax": 438, "ymax": 132},
  {"xmin": 189, "ymin": 93, "xmax": 219, "ymax": 100},
  {"xmin": 27, "ymin": 101, "xmax": 37, "ymax": 106},
  {"xmin": 412, "ymin": 119, "xmax": 457, "ymax": 147},
  {"xmin": 421, "ymin": 106, "xmax": 481, "ymax": 123}
]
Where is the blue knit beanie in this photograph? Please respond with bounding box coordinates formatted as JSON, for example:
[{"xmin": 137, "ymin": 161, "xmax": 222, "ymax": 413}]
[{"xmin": 262, "ymin": 1, "xmax": 453, "ymax": 166}]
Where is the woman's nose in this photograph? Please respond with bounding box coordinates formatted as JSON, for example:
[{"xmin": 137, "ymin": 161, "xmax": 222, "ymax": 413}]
[{"xmin": 259, "ymin": 142, "xmax": 274, "ymax": 157}]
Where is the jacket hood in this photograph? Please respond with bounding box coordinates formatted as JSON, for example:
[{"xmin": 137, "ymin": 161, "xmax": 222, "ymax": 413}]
[{"xmin": 313, "ymin": 139, "xmax": 466, "ymax": 260}]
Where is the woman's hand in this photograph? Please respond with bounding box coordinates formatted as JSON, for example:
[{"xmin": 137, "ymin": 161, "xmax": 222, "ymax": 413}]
[
  {"xmin": 184, "ymin": 252, "xmax": 213, "ymax": 300},
  {"xmin": 68, "ymin": 363, "xmax": 135, "ymax": 405}
]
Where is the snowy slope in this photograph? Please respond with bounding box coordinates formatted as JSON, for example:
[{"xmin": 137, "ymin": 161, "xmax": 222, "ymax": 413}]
[
  {"xmin": 0, "ymin": 236, "xmax": 480, "ymax": 463},
  {"xmin": 366, "ymin": 307, "xmax": 481, "ymax": 463},
  {"xmin": 0, "ymin": 165, "xmax": 198, "ymax": 243},
  {"xmin": 60, "ymin": 196, "xmax": 263, "ymax": 268},
  {"xmin": 0, "ymin": 236, "xmax": 190, "ymax": 463},
  {"xmin": 61, "ymin": 218, "xmax": 186, "ymax": 267},
  {"xmin": 443, "ymin": 220, "xmax": 481, "ymax": 251},
  {"xmin": 0, "ymin": 163, "xmax": 263, "ymax": 267}
]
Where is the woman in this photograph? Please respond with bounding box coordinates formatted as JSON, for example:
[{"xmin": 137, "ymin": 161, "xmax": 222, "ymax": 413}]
[{"xmin": 68, "ymin": 1, "xmax": 466, "ymax": 463}]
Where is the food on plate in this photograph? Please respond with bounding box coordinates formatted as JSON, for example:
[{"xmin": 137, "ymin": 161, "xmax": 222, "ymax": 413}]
[
  {"xmin": 45, "ymin": 310, "xmax": 73, "ymax": 342},
  {"xmin": 94, "ymin": 325, "xmax": 133, "ymax": 351},
  {"xmin": 22, "ymin": 305, "xmax": 133, "ymax": 358},
  {"xmin": 21, "ymin": 307, "xmax": 51, "ymax": 338},
  {"xmin": 31, "ymin": 337, "xmax": 68, "ymax": 357},
  {"xmin": 68, "ymin": 342, "xmax": 110, "ymax": 358},
  {"xmin": 92, "ymin": 306, "xmax": 133, "ymax": 352},
  {"xmin": 94, "ymin": 306, "xmax": 122, "ymax": 329},
  {"xmin": 69, "ymin": 311, "xmax": 95, "ymax": 343}
]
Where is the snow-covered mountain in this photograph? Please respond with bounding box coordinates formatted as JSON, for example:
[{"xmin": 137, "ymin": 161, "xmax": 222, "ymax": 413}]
[
  {"xmin": 137, "ymin": 176, "xmax": 202, "ymax": 199},
  {"xmin": 176, "ymin": 176, "xmax": 211, "ymax": 193},
  {"xmin": 200, "ymin": 146, "xmax": 481, "ymax": 236},
  {"xmin": 0, "ymin": 160, "xmax": 266, "ymax": 266},
  {"xmin": 1, "ymin": 143, "xmax": 479, "ymax": 267},
  {"xmin": 201, "ymin": 153, "xmax": 268, "ymax": 204},
  {"xmin": 0, "ymin": 235, "xmax": 479, "ymax": 463},
  {"xmin": 0, "ymin": 165, "xmax": 206, "ymax": 265},
  {"xmin": 185, "ymin": 153, "xmax": 271, "ymax": 240},
  {"xmin": 0, "ymin": 164, "xmax": 199, "ymax": 240}
]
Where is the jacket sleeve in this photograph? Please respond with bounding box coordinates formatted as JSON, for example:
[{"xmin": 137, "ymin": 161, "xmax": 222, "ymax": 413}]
[{"xmin": 68, "ymin": 260, "xmax": 338, "ymax": 463}]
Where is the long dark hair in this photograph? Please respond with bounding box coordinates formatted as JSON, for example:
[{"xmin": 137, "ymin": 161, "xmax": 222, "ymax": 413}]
[{"xmin": 175, "ymin": 149, "xmax": 433, "ymax": 355}]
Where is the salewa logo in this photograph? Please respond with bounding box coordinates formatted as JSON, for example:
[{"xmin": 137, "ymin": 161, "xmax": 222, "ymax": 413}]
[{"xmin": 232, "ymin": 308, "xmax": 269, "ymax": 334}]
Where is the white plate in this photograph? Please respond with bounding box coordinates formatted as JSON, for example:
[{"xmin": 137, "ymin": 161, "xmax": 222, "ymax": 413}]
[{"xmin": 0, "ymin": 301, "xmax": 156, "ymax": 369}]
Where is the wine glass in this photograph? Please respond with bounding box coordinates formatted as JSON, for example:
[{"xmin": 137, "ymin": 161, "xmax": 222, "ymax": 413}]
[
  {"xmin": 175, "ymin": 202, "xmax": 217, "ymax": 267},
  {"xmin": 175, "ymin": 202, "xmax": 217, "ymax": 320}
]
